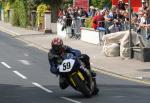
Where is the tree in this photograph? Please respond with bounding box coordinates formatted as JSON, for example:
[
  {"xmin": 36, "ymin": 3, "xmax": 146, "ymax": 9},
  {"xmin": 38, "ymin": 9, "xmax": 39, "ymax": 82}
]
[
  {"xmin": 12, "ymin": 0, "xmax": 27, "ymax": 27},
  {"xmin": 103, "ymin": 0, "xmax": 111, "ymax": 9},
  {"xmin": 63, "ymin": 0, "xmax": 73, "ymax": 9},
  {"xmin": 90, "ymin": 0, "xmax": 111, "ymax": 9},
  {"xmin": 91, "ymin": 0, "xmax": 101, "ymax": 8},
  {"xmin": 23, "ymin": 0, "xmax": 49, "ymax": 26},
  {"xmin": 49, "ymin": 0, "xmax": 63, "ymax": 22}
]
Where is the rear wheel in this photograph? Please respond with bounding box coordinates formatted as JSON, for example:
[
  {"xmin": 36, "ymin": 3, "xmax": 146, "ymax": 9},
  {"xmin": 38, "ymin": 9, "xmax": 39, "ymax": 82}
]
[{"xmin": 92, "ymin": 78, "xmax": 99, "ymax": 95}]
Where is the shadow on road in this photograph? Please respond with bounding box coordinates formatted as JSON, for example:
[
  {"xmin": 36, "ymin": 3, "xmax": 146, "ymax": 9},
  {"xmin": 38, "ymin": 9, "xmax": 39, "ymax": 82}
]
[
  {"xmin": 0, "ymin": 84, "xmax": 59, "ymax": 103},
  {"xmin": 1, "ymin": 84, "xmax": 150, "ymax": 103}
]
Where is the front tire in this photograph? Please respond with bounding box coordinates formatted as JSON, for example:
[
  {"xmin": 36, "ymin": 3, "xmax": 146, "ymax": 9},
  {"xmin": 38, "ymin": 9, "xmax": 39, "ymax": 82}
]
[
  {"xmin": 79, "ymin": 81, "xmax": 92, "ymax": 98},
  {"xmin": 73, "ymin": 76, "xmax": 92, "ymax": 98}
]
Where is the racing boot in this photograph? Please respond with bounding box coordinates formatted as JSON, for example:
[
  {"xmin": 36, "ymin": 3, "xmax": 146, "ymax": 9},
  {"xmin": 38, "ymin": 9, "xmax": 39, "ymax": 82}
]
[
  {"xmin": 85, "ymin": 62, "xmax": 96, "ymax": 77},
  {"xmin": 79, "ymin": 54, "xmax": 96, "ymax": 77}
]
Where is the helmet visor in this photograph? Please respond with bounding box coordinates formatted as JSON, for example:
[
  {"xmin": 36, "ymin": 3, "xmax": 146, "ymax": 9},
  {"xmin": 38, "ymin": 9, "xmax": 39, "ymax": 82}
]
[{"xmin": 53, "ymin": 45, "xmax": 62, "ymax": 54}]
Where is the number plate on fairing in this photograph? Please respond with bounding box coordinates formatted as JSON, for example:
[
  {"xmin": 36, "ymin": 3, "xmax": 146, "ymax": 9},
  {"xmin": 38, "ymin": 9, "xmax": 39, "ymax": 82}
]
[{"xmin": 58, "ymin": 59, "xmax": 75, "ymax": 72}]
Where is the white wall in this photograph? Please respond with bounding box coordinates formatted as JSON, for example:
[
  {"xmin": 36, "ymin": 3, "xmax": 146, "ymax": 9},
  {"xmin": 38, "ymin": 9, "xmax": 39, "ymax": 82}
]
[
  {"xmin": 57, "ymin": 22, "xmax": 67, "ymax": 38},
  {"xmin": 80, "ymin": 28, "xmax": 100, "ymax": 44}
]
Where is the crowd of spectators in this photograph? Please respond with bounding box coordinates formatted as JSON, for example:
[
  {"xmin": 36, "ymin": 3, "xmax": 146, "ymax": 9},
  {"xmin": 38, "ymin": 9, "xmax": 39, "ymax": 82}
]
[{"xmin": 57, "ymin": 0, "xmax": 150, "ymax": 40}]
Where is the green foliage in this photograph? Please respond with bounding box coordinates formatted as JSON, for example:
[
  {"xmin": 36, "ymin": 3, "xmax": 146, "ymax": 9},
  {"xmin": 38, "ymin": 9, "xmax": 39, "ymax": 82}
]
[
  {"xmin": 49, "ymin": 0, "xmax": 63, "ymax": 8},
  {"xmin": 8, "ymin": 0, "xmax": 15, "ymax": 4},
  {"xmin": 103, "ymin": 0, "xmax": 112, "ymax": 9},
  {"xmin": 36, "ymin": 4, "xmax": 48, "ymax": 26},
  {"xmin": 91, "ymin": 0, "xmax": 101, "ymax": 9},
  {"xmin": 3, "ymin": 2, "xmax": 10, "ymax": 22},
  {"xmin": 49, "ymin": 0, "xmax": 63, "ymax": 22},
  {"xmin": 25, "ymin": 0, "xmax": 43, "ymax": 11},
  {"xmin": 12, "ymin": 0, "xmax": 27, "ymax": 27},
  {"xmin": 84, "ymin": 17, "xmax": 93, "ymax": 28},
  {"xmin": 23, "ymin": 0, "xmax": 51, "ymax": 26},
  {"xmin": 90, "ymin": 0, "xmax": 111, "ymax": 9},
  {"xmin": 1, "ymin": 0, "xmax": 15, "ymax": 22},
  {"xmin": 63, "ymin": 0, "xmax": 73, "ymax": 9}
]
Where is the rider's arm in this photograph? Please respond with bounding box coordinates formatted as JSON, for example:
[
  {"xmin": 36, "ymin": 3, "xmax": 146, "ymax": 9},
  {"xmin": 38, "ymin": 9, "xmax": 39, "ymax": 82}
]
[
  {"xmin": 64, "ymin": 45, "xmax": 81, "ymax": 57},
  {"xmin": 48, "ymin": 52, "xmax": 59, "ymax": 75}
]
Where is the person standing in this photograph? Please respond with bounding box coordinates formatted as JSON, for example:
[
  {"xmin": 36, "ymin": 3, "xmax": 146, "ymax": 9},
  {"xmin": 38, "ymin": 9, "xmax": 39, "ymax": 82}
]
[{"xmin": 117, "ymin": 0, "xmax": 125, "ymax": 10}]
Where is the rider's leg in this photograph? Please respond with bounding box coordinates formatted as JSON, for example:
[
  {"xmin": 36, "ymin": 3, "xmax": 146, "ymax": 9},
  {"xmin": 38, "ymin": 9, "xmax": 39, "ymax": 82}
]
[{"xmin": 78, "ymin": 54, "xmax": 96, "ymax": 77}]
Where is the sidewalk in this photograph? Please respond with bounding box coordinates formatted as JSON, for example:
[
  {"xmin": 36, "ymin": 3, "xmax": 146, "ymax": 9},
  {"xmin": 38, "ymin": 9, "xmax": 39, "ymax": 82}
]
[{"xmin": 0, "ymin": 21, "xmax": 150, "ymax": 85}]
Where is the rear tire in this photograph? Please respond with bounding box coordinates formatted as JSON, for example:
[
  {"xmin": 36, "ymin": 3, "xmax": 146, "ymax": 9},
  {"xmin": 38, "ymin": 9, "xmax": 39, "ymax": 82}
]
[{"xmin": 92, "ymin": 78, "xmax": 99, "ymax": 95}]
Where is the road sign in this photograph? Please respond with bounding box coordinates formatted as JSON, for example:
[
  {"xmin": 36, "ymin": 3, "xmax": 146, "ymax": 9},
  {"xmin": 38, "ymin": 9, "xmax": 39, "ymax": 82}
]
[{"xmin": 73, "ymin": 0, "xmax": 89, "ymax": 11}]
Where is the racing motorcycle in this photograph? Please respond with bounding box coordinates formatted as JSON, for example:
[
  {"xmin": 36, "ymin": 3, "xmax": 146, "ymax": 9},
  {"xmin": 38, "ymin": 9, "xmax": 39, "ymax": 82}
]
[{"xmin": 57, "ymin": 53, "xmax": 97, "ymax": 97}]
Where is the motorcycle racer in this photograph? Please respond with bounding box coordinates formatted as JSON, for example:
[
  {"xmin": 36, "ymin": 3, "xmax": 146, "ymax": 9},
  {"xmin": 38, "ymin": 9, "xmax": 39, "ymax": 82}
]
[{"xmin": 48, "ymin": 37, "xmax": 99, "ymax": 95}]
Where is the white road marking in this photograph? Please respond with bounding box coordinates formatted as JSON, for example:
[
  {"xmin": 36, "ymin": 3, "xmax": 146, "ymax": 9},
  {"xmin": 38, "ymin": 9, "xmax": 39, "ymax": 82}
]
[
  {"xmin": 32, "ymin": 82, "xmax": 53, "ymax": 93},
  {"xmin": 113, "ymin": 96, "xmax": 126, "ymax": 98},
  {"xmin": 13, "ymin": 71, "xmax": 27, "ymax": 79},
  {"xmin": 19, "ymin": 60, "xmax": 30, "ymax": 65},
  {"xmin": 1, "ymin": 62, "xmax": 12, "ymax": 69},
  {"xmin": 26, "ymin": 43, "xmax": 34, "ymax": 47},
  {"xmin": 61, "ymin": 97, "xmax": 81, "ymax": 103},
  {"xmin": 135, "ymin": 76, "xmax": 143, "ymax": 79},
  {"xmin": 24, "ymin": 53, "xmax": 29, "ymax": 57},
  {"xmin": 90, "ymin": 62, "xmax": 94, "ymax": 65}
]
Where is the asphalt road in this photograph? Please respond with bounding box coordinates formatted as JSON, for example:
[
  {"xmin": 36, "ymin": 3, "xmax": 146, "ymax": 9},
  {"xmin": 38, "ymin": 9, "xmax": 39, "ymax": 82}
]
[{"xmin": 0, "ymin": 31, "xmax": 150, "ymax": 103}]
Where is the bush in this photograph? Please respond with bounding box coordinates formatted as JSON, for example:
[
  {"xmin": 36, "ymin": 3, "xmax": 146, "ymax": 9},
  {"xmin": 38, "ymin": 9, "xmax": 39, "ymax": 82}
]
[
  {"xmin": 90, "ymin": 0, "xmax": 111, "ymax": 9},
  {"xmin": 12, "ymin": 0, "xmax": 27, "ymax": 27},
  {"xmin": 36, "ymin": 4, "xmax": 48, "ymax": 28},
  {"xmin": 84, "ymin": 17, "xmax": 93, "ymax": 28},
  {"xmin": 3, "ymin": 2, "xmax": 10, "ymax": 22}
]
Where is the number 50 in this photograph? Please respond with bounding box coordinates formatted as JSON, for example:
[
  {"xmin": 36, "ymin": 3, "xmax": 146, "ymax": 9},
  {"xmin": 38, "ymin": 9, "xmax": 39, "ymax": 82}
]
[{"xmin": 63, "ymin": 62, "xmax": 71, "ymax": 70}]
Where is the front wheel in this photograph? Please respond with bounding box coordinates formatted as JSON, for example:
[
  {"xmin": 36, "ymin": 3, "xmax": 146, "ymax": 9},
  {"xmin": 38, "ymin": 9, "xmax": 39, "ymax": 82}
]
[
  {"xmin": 73, "ymin": 76, "xmax": 92, "ymax": 98},
  {"xmin": 69, "ymin": 71, "xmax": 93, "ymax": 97},
  {"xmin": 79, "ymin": 81, "xmax": 92, "ymax": 98}
]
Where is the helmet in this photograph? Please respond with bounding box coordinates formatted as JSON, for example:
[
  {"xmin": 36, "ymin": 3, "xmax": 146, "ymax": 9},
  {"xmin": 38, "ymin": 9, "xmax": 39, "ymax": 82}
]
[{"xmin": 51, "ymin": 37, "xmax": 63, "ymax": 54}]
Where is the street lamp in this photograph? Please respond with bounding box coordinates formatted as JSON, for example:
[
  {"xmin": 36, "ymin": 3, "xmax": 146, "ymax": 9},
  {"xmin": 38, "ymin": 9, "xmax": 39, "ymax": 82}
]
[{"xmin": 128, "ymin": 0, "xmax": 133, "ymax": 58}]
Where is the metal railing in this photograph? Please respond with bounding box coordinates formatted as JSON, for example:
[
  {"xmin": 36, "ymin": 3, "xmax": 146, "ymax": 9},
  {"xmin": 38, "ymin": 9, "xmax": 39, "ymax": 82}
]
[
  {"xmin": 58, "ymin": 17, "xmax": 85, "ymax": 39},
  {"xmin": 58, "ymin": 16, "xmax": 150, "ymax": 46}
]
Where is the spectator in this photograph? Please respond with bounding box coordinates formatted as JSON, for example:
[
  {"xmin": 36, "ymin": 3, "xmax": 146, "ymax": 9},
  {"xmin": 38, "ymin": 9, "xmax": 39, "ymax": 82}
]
[
  {"xmin": 131, "ymin": 13, "xmax": 139, "ymax": 31},
  {"xmin": 136, "ymin": 11, "xmax": 144, "ymax": 33},
  {"xmin": 66, "ymin": 12, "xmax": 72, "ymax": 27},
  {"xmin": 122, "ymin": 11, "xmax": 129, "ymax": 22},
  {"xmin": 61, "ymin": 11, "xmax": 72, "ymax": 31},
  {"xmin": 67, "ymin": 4, "xmax": 72, "ymax": 11},
  {"xmin": 122, "ymin": 11, "xmax": 129, "ymax": 30},
  {"xmin": 58, "ymin": 3, "xmax": 150, "ymax": 43},
  {"xmin": 140, "ymin": 13, "xmax": 149, "ymax": 27},
  {"xmin": 88, "ymin": 6, "xmax": 96, "ymax": 17},
  {"xmin": 117, "ymin": 0, "xmax": 125, "ymax": 10},
  {"xmin": 108, "ymin": 8, "xmax": 124, "ymax": 32},
  {"xmin": 142, "ymin": 0, "xmax": 148, "ymax": 10},
  {"xmin": 146, "ymin": 6, "xmax": 150, "ymax": 19},
  {"xmin": 58, "ymin": 8, "xmax": 64, "ymax": 18},
  {"xmin": 104, "ymin": 9, "xmax": 112, "ymax": 21},
  {"xmin": 92, "ymin": 10, "xmax": 105, "ymax": 30},
  {"xmin": 108, "ymin": 6, "xmax": 117, "ymax": 19},
  {"xmin": 124, "ymin": 3, "xmax": 129, "ymax": 12}
]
